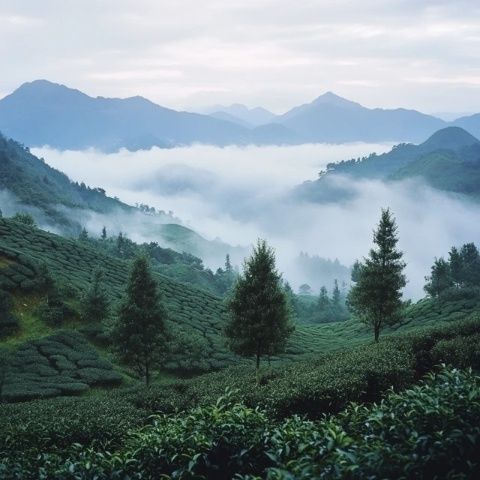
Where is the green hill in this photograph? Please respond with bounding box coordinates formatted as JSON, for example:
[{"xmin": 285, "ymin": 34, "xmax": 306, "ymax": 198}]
[
  {"xmin": 391, "ymin": 149, "xmax": 480, "ymax": 196},
  {"xmin": 0, "ymin": 133, "xmax": 131, "ymax": 230},
  {"xmin": 1, "ymin": 217, "xmax": 479, "ymax": 403},
  {"xmin": 295, "ymin": 127, "xmax": 480, "ymax": 202}
]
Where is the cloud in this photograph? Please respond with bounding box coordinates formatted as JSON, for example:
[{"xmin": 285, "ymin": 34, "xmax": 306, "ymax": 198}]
[
  {"xmin": 33, "ymin": 142, "xmax": 480, "ymax": 299},
  {"xmin": 1, "ymin": 0, "xmax": 480, "ymax": 115}
]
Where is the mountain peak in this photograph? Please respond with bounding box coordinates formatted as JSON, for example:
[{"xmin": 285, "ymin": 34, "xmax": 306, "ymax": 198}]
[
  {"xmin": 311, "ymin": 91, "xmax": 362, "ymax": 109},
  {"xmin": 10, "ymin": 79, "xmax": 89, "ymax": 101},
  {"xmin": 421, "ymin": 126, "xmax": 479, "ymax": 151}
]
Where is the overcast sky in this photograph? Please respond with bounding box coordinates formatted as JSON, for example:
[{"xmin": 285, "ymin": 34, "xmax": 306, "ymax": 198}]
[{"xmin": 1, "ymin": 0, "xmax": 480, "ymax": 115}]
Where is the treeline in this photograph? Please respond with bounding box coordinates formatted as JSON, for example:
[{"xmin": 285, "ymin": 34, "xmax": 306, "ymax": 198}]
[
  {"xmin": 291, "ymin": 280, "xmax": 349, "ymax": 323},
  {"xmin": 425, "ymin": 242, "xmax": 480, "ymax": 298},
  {"xmin": 78, "ymin": 226, "xmax": 237, "ymax": 296}
]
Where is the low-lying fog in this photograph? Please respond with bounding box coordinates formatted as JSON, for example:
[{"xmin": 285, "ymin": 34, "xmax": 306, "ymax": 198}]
[{"xmin": 34, "ymin": 143, "xmax": 480, "ymax": 300}]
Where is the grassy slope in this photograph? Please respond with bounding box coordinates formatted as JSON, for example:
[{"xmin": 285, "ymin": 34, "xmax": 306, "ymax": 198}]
[{"xmin": 1, "ymin": 217, "xmax": 479, "ymax": 392}]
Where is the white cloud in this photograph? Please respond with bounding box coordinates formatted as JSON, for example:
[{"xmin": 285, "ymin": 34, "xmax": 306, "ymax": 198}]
[
  {"xmin": 0, "ymin": 0, "xmax": 480, "ymax": 115},
  {"xmin": 34, "ymin": 142, "xmax": 480, "ymax": 299}
]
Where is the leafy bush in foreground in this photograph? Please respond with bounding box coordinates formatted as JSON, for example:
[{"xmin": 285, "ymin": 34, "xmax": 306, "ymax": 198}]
[{"xmin": 1, "ymin": 368, "xmax": 478, "ymax": 479}]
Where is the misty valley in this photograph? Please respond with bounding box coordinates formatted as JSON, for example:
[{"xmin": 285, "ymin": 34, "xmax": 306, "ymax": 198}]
[
  {"xmin": 2, "ymin": 10, "xmax": 480, "ymax": 475},
  {"xmin": 2, "ymin": 104, "xmax": 480, "ymax": 477}
]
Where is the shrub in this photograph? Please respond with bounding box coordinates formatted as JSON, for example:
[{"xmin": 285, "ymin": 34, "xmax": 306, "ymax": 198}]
[
  {"xmin": 1, "ymin": 368, "xmax": 479, "ymax": 479},
  {"xmin": 1, "ymin": 331, "xmax": 122, "ymax": 402}
]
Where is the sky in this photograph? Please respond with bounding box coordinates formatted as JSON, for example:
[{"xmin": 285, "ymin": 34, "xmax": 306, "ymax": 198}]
[{"xmin": 1, "ymin": 0, "xmax": 480, "ymax": 115}]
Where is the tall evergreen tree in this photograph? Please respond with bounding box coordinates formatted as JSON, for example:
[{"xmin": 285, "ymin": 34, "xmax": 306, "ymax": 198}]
[
  {"xmin": 317, "ymin": 286, "xmax": 330, "ymax": 310},
  {"xmin": 332, "ymin": 279, "xmax": 341, "ymax": 307},
  {"xmin": 449, "ymin": 247, "xmax": 463, "ymax": 287},
  {"xmin": 225, "ymin": 240, "xmax": 294, "ymax": 384},
  {"xmin": 78, "ymin": 227, "xmax": 88, "ymax": 242},
  {"xmin": 424, "ymin": 257, "xmax": 453, "ymax": 297},
  {"xmin": 460, "ymin": 243, "xmax": 480, "ymax": 286},
  {"xmin": 101, "ymin": 226, "xmax": 107, "ymax": 240},
  {"xmin": 347, "ymin": 208, "xmax": 406, "ymax": 342},
  {"xmin": 80, "ymin": 269, "xmax": 109, "ymax": 322},
  {"xmin": 113, "ymin": 256, "xmax": 168, "ymax": 386}
]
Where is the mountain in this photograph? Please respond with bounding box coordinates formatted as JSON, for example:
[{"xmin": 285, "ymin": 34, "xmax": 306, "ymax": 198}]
[
  {"xmin": 208, "ymin": 110, "xmax": 252, "ymax": 128},
  {"xmin": 276, "ymin": 92, "xmax": 447, "ymax": 143},
  {"xmin": 294, "ymin": 127, "xmax": 480, "ymax": 202},
  {"xmin": 0, "ymin": 80, "xmax": 251, "ymax": 151},
  {"xmin": 0, "ymin": 132, "xmax": 130, "ymax": 229},
  {"xmin": 453, "ymin": 113, "xmax": 480, "ymax": 139},
  {"xmin": 157, "ymin": 223, "xmax": 247, "ymax": 265},
  {"xmin": 207, "ymin": 103, "xmax": 275, "ymax": 127}
]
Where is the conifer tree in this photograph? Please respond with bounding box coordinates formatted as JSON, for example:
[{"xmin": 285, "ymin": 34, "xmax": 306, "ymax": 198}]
[
  {"xmin": 332, "ymin": 279, "xmax": 341, "ymax": 307},
  {"xmin": 225, "ymin": 240, "xmax": 294, "ymax": 384},
  {"xmin": 424, "ymin": 257, "xmax": 453, "ymax": 297},
  {"xmin": 101, "ymin": 226, "xmax": 107, "ymax": 240},
  {"xmin": 113, "ymin": 256, "xmax": 168, "ymax": 386},
  {"xmin": 317, "ymin": 286, "xmax": 330, "ymax": 310},
  {"xmin": 81, "ymin": 269, "xmax": 109, "ymax": 322},
  {"xmin": 78, "ymin": 227, "xmax": 88, "ymax": 242},
  {"xmin": 347, "ymin": 208, "xmax": 406, "ymax": 342}
]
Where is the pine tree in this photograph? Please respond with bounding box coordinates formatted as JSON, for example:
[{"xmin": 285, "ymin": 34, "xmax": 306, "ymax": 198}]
[
  {"xmin": 225, "ymin": 240, "xmax": 294, "ymax": 384},
  {"xmin": 78, "ymin": 228, "xmax": 88, "ymax": 242},
  {"xmin": 449, "ymin": 247, "xmax": 463, "ymax": 287},
  {"xmin": 332, "ymin": 279, "xmax": 341, "ymax": 307},
  {"xmin": 317, "ymin": 286, "xmax": 330, "ymax": 310},
  {"xmin": 460, "ymin": 243, "xmax": 480, "ymax": 287},
  {"xmin": 80, "ymin": 269, "xmax": 109, "ymax": 322},
  {"xmin": 424, "ymin": 257, "xmax": 453, "ymax": 297},
  {"xmin": 347, "ymin": 208, "xmax": 406, "ymax": 342},
  {"xmin": 101, "ymin": 226, "xmax": 107, "ymax": 240},
  {"xmin": 225, "ymin": 254, "xmax": 232, "ymax": 273},
  {"xmin": 113, "ymin": 256, "xmax": 168, "ymax": 386}
]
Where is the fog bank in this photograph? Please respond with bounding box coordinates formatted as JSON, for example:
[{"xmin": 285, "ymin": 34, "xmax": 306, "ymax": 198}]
[{"xmin": 34, "ymin": 143, "xmax": 480, "ymax": 299}]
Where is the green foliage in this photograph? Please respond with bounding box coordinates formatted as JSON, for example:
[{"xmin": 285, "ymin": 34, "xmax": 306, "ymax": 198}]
[
  {"xmin": 225, "ymin": 240, "xmax": 294, "ymax": 380},
  {"xmin": 80, "ymin": 269, "xmax": 109, "ymax": 323},
  {"xmin": 348, "ymin": 208, "xmax": 406, "ymax": 342},
  {"xmin": 1, "ymin": 367, "xmax": 479, "ymax": 479},
  {"xmin": 0, "ymin": 134, "xmax": 131, "ymax": 230},
  {"xmin": 0, "ymin": 393, "xmax": 144, "ymax": 455},
  {"xmin": 425, "ymin": 242, "xmax": 480, "ymax": 297},
  {"xmin": 0, "ymin": 289, "xmax": 18, "ymax": 338},
  {"xmin": 0, "ymin": 330, "xmax": 121, "ymax": 402},
  {"xmin": 0, "ymin": 218, "xmax": 240, "ymax": 373},
  {"xmin": 11, "ymin": 212, "xmax": 36, "ymax": 227},
  {"xmin": 113, "ymin": 256, "xmax": 168, "ymax": 385}
]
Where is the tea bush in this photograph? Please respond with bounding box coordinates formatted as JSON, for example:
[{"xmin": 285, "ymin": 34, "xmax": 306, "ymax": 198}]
[
  {"xmin": 1, "ymin": 367, "xmax": 478, "ymax": 479},
  {"xmin": 0, "ymin": 330, "xmax": 122, "ymax": 402}
]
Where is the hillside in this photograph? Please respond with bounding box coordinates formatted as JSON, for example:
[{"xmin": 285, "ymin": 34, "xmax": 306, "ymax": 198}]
[
  {"xmin": 2, "ymin": 218, "xmax": 479, "ymax": 402},
  {"xmin": 294, "ymin": 126, "xmax": 480, "ymax": 202},
  {"xmin": 158, "ymin": 223, "xmax": 247, "ymax": 265},
  {"xmin": 0, "ymin": 133, "xmax": 130, "ymax": 229}
]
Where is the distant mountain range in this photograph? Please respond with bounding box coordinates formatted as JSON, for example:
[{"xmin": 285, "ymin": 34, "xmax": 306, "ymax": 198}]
[
  {"xmin": 294, "ymin": 126, "xmax": 480, "ymax": 202},
  {"xmin": 2, "ymin": 80, "xmax": 480, "ymax": 151},
  {"xmin": 205, "ymin": 103, "xmax": 276, "ymax": 128}
]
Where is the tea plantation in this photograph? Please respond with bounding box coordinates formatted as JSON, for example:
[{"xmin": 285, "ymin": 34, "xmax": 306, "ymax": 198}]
[
  {"xmin": 1, "ymin": 330, "xmax": 121, "ymax": 402},
  {"xmin": 1, "ymin": 217, "xmax": 480, "ymax": 404}
]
